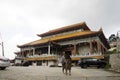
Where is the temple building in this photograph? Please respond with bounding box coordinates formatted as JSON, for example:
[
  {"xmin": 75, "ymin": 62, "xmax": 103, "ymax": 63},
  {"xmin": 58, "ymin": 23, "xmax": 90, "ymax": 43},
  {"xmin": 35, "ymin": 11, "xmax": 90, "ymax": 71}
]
[{"xmin": 15, "ymin": 22, "xmax": 110, "ymax": 66}]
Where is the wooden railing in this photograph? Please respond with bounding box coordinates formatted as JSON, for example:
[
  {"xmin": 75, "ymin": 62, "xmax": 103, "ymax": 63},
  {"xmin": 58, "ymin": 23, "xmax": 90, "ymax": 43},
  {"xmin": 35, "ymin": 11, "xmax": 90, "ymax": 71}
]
[{"xmin": 24, "ymin": 54, "xmax": 58, "ymax": 61}]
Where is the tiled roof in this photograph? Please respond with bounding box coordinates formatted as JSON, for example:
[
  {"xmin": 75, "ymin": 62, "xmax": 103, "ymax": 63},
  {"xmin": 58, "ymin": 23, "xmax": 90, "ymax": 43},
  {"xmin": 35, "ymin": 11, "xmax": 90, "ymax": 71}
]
[
  {"xmin": 37, "ymin": 22, "xmax": 90, "ymax": 37},
  {"xmin": 18, "ymin": 30, "xmax": 100, "ymax": 47}
]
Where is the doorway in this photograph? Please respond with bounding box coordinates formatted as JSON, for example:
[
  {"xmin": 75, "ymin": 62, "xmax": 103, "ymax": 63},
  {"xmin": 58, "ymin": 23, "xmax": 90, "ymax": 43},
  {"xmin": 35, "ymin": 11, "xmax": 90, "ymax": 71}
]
[{"xmin": 65, "ymin": 51, "xmax": 71, "ymax": 56}]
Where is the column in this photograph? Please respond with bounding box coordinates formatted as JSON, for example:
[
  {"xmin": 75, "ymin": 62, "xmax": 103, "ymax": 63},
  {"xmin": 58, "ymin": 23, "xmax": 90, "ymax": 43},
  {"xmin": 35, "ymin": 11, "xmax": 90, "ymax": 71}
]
[
  {"xmin": 73, "ymin": 43, "xmax": 76, "ymax": 56},
  {"xmin": 99, "ymin": 44, "xmax": 102, "ymax": 55},
  {"xmin": 90, "ymin": 41, "xmax": 93, "ymax": 54},
  {"xmin": 29, "ymin": 49, "xmax": 31, "ymax": 56},
  {"xmin": 97, "ymin": 40, "xmax": 100, "ymax": 54},
  {"xmin": 48, "ymin": 43, "xmax": 51, "ymax": 55},
  {"xmin": 20, "ymin": 49, "xmax": 22, "ymax": 57},
  {"xmin": 21, "ymin": 49, "xmax": 23, "ymax": 57},
  {"xmin": 101, "ymin": 45, "xmax": 104, "ymax": 54},
  {"xmin": 33, "ymin": 48, "xmax": 35, "ymax": 56}
]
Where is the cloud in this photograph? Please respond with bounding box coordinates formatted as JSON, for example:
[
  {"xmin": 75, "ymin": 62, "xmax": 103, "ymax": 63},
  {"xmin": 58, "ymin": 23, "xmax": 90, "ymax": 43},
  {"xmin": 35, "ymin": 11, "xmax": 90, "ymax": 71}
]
[
  {"xmin": 0, "ymin": 0, "xmax": 120, "ymax": 59},
  {"xmin": 3, "ymin": 33, "xmax": 39, "ymax": 59}
]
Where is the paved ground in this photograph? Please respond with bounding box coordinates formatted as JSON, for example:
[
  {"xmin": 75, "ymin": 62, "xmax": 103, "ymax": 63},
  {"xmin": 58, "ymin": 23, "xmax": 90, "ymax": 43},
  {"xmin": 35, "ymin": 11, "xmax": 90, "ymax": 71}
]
[{"xmin": 0, "ymin": 66, "xmax": 120, "ymax": 80}]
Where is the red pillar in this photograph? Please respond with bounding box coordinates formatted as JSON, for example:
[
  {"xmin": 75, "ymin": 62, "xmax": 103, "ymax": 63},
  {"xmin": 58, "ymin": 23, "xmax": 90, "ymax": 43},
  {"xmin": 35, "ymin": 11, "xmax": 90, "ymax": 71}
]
[
  {"xmin": 73, "ymin": 43, "xmax": 76, "ymax": 56},
  {"xmin": 90, "ymin": 41, "xmax": 93, "ymax": 54},
  {"xmin": 97, "ymin": 40, "xmax": 101, "ymax": 54}
]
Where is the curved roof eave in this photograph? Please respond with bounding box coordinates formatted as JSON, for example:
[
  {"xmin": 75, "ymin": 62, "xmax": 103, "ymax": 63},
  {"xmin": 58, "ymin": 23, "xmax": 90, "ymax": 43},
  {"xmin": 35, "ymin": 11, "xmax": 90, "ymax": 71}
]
[
  {"xmin": 37, "ymin": 21, "xmax": 90, "ymax": 37},
  {"xmin": 18, "ymin": 31, "xmax": 99, "ymax": 48}
]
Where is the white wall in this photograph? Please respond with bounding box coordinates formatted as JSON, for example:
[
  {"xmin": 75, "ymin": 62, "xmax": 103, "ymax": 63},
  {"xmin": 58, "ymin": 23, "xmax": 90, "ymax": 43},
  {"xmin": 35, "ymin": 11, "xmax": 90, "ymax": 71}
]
[{"xmin": 78, "ymin": 45, "xmax": 90, "ymax": 55}]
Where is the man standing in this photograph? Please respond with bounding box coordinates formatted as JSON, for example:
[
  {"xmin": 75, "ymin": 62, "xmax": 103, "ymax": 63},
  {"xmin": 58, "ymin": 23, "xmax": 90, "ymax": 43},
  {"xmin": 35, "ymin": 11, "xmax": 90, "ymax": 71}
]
[
  {"xmin": 61, "ymin": 52, "xmax": 66, "ymax": 73},
  {"xmin": 61, "ymin": 52, "xmax": 72, "ymax": 75}
]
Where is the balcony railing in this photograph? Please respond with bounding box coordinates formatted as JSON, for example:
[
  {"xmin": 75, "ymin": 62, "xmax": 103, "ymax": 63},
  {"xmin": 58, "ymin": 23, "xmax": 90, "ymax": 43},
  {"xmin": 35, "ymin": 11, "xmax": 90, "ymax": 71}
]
[
  {"xmin": 71, "ymin": 53, "xmax": 102, "ymax": 57},
  {"xmin": 28, "ymin": 54, "xmax": 57, "ymax": 58},
  {"xmin": 16, "ymin": 53, "xmax": 102, "ymax": 59}
]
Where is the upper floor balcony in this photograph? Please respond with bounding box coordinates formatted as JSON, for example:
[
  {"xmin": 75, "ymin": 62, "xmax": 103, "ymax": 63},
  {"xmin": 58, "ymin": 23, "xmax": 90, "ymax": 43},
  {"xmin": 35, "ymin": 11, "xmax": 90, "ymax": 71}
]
[{"xmin": 20, "ymin": 52, "xmax": 103, "ymax": 61}]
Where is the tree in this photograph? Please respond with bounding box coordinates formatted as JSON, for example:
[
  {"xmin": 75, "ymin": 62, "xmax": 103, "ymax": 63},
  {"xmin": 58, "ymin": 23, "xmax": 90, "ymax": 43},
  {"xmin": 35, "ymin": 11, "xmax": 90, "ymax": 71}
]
[{"xmin": 108, "ymin": 34, "xmax": 117, "ymax": 43}]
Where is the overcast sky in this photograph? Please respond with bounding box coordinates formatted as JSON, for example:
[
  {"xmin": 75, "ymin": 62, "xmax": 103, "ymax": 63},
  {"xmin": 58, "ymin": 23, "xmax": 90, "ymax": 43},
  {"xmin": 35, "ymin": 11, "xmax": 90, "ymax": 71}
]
[{"xmin": 0, "ymin": 0, "xmax": 120, "ymax": 59}]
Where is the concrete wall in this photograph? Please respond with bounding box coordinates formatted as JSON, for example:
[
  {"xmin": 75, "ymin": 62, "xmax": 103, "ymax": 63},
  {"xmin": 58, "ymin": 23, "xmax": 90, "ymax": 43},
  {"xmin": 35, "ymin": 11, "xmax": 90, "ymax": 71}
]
[
  {"xmin": 109, "ymin": 53, "xmax": 120, "ymax": 72},
  {"xmin": 78, "ymin": 45, "xmax": 90, "ymax": 55},
  {"xmin": 117, "ymin": 39, "xmax": 120, "ymax": 52}
]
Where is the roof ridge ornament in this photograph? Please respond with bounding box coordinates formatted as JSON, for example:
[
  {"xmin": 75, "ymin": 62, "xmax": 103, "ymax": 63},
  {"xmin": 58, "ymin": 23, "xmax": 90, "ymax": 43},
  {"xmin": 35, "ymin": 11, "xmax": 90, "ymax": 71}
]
[{"xmin": 99, "ymin": 27, "xmax": 103, "ymax": 31}]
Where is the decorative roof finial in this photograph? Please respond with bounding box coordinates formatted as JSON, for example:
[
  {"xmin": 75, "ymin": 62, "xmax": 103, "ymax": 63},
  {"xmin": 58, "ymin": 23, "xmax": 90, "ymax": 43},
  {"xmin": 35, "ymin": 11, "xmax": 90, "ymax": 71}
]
[{"xmin": 99, "ymin": 27, "xmax": 103, "ymax": 31}]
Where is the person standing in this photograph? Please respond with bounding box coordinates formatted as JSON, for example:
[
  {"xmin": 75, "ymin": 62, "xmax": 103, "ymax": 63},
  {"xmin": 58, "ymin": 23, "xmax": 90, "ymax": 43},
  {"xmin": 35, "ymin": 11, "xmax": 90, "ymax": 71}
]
[
  {"xmin": 64, "ymin": 52, "xmax": 72, "ymax": 75},
  {"xmin": 61, "ymin": 52, "xmax": 66, "ymax": 73}
]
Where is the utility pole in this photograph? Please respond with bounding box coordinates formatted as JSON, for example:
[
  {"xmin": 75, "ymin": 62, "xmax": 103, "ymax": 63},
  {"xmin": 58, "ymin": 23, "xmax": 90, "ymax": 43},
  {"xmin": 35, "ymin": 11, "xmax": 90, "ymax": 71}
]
[
  {"xmin": 0, "ymin": 33, "xmax": 4, "ymax": 56},
  {"xmin": 2, "ymin": 42, "xmax": 4, "ymax": 56}
]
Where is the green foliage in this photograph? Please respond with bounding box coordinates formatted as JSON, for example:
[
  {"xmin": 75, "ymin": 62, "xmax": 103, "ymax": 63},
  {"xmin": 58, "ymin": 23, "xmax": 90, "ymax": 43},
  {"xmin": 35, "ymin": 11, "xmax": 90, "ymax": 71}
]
[
  {"xmin": 113, "ymin": 49, "xmax": 117, "ymax": 53},
  {"xmin": 105, "ymin": 49, "xmax": 117, "ymax": 54},
  {"xmin": 105, "ymin": 63, "xmax": 111, "ymax": 69},
  {"xmin": 108, "ymin": 34, "xmax": 117, "ymax": 43}
]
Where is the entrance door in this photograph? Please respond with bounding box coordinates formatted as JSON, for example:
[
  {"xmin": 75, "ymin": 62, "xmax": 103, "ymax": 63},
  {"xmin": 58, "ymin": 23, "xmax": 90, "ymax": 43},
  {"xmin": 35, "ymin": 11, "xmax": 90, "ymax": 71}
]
[{"xmin": 65, "ymin": 51, "xmax": 71, "ymax": 56}]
